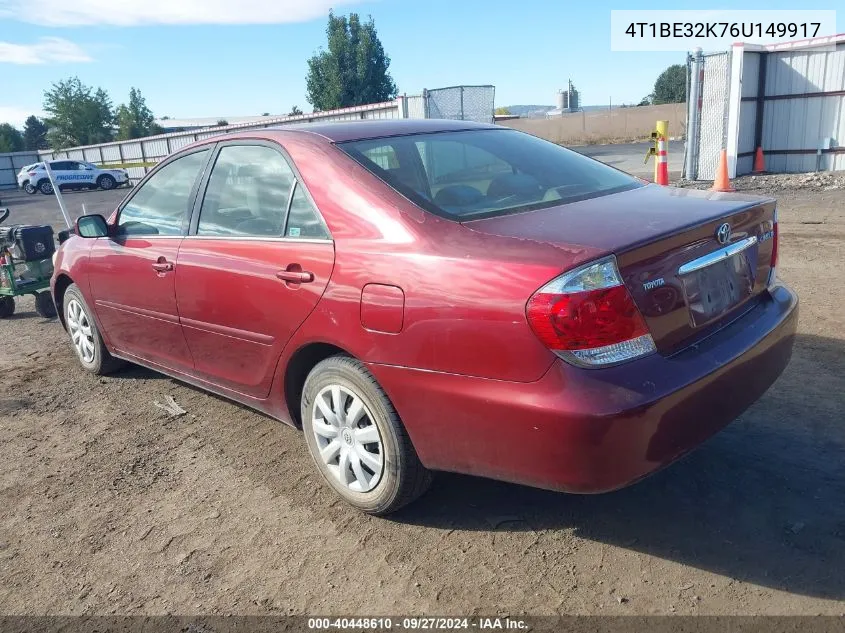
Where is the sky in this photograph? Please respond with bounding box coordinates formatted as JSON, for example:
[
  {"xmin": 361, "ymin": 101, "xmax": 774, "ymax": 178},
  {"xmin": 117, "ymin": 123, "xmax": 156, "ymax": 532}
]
[{"xmin": 0, "ymin": 0, "xmax": 842, "ymax": 128}]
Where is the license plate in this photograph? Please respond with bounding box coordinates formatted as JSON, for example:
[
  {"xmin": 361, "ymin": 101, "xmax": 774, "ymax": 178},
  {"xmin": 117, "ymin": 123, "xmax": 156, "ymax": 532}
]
[{"xmin": 682, "ymin": 254, "xmax": 753, "ymax": 326}]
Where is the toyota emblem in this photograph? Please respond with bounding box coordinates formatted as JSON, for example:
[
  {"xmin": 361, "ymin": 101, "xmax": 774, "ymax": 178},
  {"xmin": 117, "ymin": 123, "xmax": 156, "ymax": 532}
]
[{"xmin": 716, "ymin": 223, "xmax": 731, "ymax": 245}]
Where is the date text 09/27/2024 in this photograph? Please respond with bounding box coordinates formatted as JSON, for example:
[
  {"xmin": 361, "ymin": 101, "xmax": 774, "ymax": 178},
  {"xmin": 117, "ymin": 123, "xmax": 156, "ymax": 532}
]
[{"xmin": 307, "ymin": 617, "xmax": 529, "ymax": 630}]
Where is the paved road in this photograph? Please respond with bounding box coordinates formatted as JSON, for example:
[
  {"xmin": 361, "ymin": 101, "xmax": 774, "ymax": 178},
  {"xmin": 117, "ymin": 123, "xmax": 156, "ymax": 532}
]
[{"xmin": 576, "ymin": 140, "xmax": 683, "ymax": 179}]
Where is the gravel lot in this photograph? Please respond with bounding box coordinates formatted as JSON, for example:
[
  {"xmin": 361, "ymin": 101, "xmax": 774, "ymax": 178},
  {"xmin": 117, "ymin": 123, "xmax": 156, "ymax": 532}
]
[{"xmin": 0, "ymin": 179, "xmax": 844, "ymax": 616}]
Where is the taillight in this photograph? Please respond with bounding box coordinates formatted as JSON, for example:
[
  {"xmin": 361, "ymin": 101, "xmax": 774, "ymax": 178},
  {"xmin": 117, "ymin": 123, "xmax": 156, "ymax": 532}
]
[
  {"xmin": 767, "ymin": 209, "xmax": 778, "ymax": 288},
  {"xmin": 28, "ymin": 171, "xmax": 36, "ymax": 176},
  {"xmin": 526, "ymin": 256, "xmax": 656, "ymax": 368}
]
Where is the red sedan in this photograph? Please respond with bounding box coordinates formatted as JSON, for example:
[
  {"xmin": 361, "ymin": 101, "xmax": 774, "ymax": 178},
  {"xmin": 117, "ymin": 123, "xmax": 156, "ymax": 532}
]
[{"xmin": 51, "ymin": 120, "xmax": 797, "ymax": 514}]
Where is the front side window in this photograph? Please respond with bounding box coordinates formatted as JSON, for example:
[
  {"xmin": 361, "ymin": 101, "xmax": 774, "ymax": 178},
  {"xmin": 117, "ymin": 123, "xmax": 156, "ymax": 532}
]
[
  {"xmin": 339, "ymin": 129, "xmax": 642, "ymax": 220},
  {"xmin": 197, "ymin": 145, "xmax": 295, "ymax": 237},
  {"xmin": 118, "ymin": 149, "xmax": 210, "ymax": 236}
]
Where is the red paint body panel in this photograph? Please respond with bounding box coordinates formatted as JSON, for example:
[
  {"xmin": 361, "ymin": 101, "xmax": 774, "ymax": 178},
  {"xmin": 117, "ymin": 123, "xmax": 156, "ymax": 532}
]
[
  {"xmin": 87, "ymin": 237, "xmax": 194, "ymax": 371},
  {"xmin": 50, "ymin": 120, "xmax": 799, "ymax": 496},
  {"xmin": 368, "ymin": 285, "xmax": 797, "ymax": 491},
  {"xmin": 174, "ymin": 238, "xmax": 334, "ymax": 397},
  {"xmin": 360, "ymin": 284, "xmax": 405, "ymax": 334}
]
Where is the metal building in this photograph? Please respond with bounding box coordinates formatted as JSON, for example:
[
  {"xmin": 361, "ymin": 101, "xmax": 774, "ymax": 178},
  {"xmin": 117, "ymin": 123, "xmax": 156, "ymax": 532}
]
[{"xmin": 686, "ymin": 33, "xmax": 845, "ymax": 180}]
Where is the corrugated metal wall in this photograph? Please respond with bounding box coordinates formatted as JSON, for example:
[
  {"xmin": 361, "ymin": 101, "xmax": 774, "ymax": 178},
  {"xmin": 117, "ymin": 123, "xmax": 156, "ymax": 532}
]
[
  {"xmin": 0, "ymin": 151, "xmax": 39, "ymax": 189},
  {"xmin": 737, "ymin": 42, "xmax": 845, "ymax": 175}
]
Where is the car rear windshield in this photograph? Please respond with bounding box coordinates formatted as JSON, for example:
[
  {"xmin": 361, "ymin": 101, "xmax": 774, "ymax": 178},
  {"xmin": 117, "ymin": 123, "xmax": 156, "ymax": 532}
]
[{"xmin": 337, "ymin": 128, "xmax": 643, "ymax": 221}]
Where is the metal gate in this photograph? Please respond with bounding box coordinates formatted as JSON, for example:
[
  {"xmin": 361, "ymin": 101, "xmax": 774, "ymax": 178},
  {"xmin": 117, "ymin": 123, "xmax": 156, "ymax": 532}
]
[
  {"xmin": 685, "ymin": 51, "xmax": 732, "ymax": 180},
  {"xmin": 423, "ymin": 85, "xmax": 495, "ymax": 124}
]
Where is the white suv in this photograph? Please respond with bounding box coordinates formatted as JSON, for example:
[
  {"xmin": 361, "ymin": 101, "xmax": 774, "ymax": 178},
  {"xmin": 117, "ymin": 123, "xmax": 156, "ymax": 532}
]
[{"xmin": 18, "ymin": 160, "xmax": 131, "ymax": 195}]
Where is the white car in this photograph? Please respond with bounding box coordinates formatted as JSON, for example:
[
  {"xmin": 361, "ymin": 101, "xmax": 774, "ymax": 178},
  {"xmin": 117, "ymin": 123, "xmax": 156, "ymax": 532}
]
[{"xmin": 17, "ymin": 160, "xmax": 131, "ymax": 195}]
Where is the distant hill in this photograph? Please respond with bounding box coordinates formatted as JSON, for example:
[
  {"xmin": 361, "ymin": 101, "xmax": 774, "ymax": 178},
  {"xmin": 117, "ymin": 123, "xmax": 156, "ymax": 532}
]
[{"xmin": 502, "ymin": 105, "xmax": 555, "ymax": 117}]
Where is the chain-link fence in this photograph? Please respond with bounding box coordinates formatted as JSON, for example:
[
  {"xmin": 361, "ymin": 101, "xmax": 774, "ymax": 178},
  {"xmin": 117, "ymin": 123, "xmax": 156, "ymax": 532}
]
[
  {"xmin": 689, "ymin": 51, "xmax": 732, "ymax": 180},
  {"xmin": 424, "ymin": 86, "xmax": 495, "ymax": 124}
]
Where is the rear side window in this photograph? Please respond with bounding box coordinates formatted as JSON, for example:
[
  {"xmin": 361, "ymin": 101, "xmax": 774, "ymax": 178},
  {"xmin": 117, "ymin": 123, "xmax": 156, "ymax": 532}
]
[
  {"xmin": 197, "ymin": 145, "xmax": 294, "ymax": 237},
  {"xmin": 285, "ymin": 183, "xmax": 329, "ymax": 239},
  {"xmin": 118, "ymin": 149, "xmax": 210, "ymax": 236},
  {"xmin": 339, "ymin": 129, "xmax": 642, "ymax": 220}
]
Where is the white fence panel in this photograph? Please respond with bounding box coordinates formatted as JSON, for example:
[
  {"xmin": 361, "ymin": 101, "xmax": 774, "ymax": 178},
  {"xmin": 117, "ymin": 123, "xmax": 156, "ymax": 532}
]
[
  {"xmin": 101, "ymin": 145, "xmax": 121, "ymax": 162},
  {"xmin": 169, "ymin": 136, "xmax": 196, "ymax": 151},
  {"xmin": 0, "ymin": 151, "xmax": 39, "ymax": 189},
  {"xmin": 121, "ymin": 142, "xmax": 143, "ymax": 161},
  {"xmin": 143, "ymin": 139, "xmax": 170, "ymax": 159}
]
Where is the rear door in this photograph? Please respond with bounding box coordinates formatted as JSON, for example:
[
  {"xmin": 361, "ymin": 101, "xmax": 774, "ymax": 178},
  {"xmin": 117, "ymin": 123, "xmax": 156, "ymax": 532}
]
[
  {"xmin": 87, "ymin": 147, "xmax": 213, "ymax": 370},
  {"xmin": 175, "ymin": 141, "xmax": 335, "ymax": 397}
]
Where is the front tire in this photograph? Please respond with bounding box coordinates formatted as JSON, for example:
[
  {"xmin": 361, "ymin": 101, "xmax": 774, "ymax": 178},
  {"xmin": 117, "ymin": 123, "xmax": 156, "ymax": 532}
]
[
  {"xmin": 38, "ymin": 179, "xmax": 53, "ymax": 195},
  {"xmin": 97, "ymin": 174, "xmax": 116, "ymax": 190},
  {"xmin": 63, "ymin": 284, "xmax": 123, "ymax": 375},
  {"xmin": 301, "ymin": 355, "xmax": 432, "ymax": 515}
]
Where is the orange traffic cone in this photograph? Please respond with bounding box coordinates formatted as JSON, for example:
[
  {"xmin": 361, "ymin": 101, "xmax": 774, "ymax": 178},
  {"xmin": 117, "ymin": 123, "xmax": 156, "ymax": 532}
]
[
  {"xmin": 711, "ymin": 149, "xmax": 735, "ymax": 192},
  {"xmin": 655, "ymin": 136, "xmax": 669, "ymax": 186},
  {"xmin": 753, "ymin": 146, "xmax": 765, "ymax": 173}
]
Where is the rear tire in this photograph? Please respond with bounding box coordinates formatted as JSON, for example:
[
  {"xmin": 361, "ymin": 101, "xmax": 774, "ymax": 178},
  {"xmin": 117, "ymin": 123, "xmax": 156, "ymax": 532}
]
[
  {"xmin": 97, "ymin": 174, "xmax": 116, "ymax": 190},
  {"xmin": 38, "ymin": 180, "xmax": 53, "ymax": 195},
  {"xmin": 62, "ymin": 283, "xmax": 124, "ymax": 375},
  {"xmin": 0, "ymin": 296, "xmax": 14, "ymax": 318},
  {"xmin": 301, "ymin": 355, "xmax": 432, "ymax": 515},
  {"xmin": 23, "ymin": 183, "xmax": 36, "ymax": 195},
  {"xmin": 35, "ymin": 291, "xmax": 57, "ymax": 318}
]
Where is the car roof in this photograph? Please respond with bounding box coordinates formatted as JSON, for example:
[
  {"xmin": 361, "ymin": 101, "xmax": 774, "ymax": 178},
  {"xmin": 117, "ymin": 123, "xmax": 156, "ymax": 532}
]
[{"xmin": 269, "ymin": 118, "xmax": 499, "ymax": 143}]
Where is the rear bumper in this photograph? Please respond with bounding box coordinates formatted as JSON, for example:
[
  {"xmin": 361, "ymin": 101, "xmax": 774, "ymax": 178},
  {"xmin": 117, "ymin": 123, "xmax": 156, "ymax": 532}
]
[{"xmin": 369, "ymin": 283, "xmax": 798, "ymax": 493}]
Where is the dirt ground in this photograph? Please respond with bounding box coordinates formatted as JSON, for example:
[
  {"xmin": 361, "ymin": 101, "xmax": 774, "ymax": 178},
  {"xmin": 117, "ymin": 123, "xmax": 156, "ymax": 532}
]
[{"xmin": 0, "ymin": 180, "xmax": 843, "ymax": 617}]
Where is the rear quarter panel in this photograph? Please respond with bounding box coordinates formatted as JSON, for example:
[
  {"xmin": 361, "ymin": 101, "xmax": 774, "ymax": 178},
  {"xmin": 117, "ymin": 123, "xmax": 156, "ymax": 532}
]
[{"xmin": 279, "ymin": 134, "xmax": 606, "ymax": 383}]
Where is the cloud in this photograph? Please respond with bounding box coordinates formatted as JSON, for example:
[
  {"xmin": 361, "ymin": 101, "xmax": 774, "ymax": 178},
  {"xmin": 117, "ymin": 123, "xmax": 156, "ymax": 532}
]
[
  {"xmin": 0, "ymin": 106, "xmax": 45, "ymax": 128},
  {"xmin": 0, "ymin": 37, "xmax": 92, "ymax": 64},
  {"xmin": 0, "ymin": 0, "xmax": 360, "ymax": 26}
]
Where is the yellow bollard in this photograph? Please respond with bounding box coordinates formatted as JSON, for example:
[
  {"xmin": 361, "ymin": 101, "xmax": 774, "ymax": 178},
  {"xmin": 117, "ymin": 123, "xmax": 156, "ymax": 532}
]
[
  {"xmin": 644, "ymin": 121, "xmax": 669, "ymax": 182},
  {"xmin": 654, "ymin": 121, "xmax": 668, "ymax": 182}
]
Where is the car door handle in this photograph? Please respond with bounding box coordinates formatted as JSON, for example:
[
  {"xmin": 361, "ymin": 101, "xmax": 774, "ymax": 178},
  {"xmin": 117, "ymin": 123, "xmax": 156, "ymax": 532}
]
[
  {"xmin": 152, "ymin": 260, "xmax": 174, "ymax": 273},
  {"xmin": 276, "ymin": 269, "xmax": 314, "ymax": 283}
]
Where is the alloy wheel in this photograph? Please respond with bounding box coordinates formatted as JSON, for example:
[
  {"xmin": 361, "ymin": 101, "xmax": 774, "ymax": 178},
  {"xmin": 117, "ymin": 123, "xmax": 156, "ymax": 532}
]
[{"xmin": 311, "ymin": 384, "xmax": 384, "ymax": 493}]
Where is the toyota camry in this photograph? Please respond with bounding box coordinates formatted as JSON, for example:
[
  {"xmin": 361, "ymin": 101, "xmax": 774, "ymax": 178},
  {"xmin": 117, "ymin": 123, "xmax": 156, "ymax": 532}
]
[{"xmin": 51, "ymin": 119, "xmax": 798, "ymax": 514}]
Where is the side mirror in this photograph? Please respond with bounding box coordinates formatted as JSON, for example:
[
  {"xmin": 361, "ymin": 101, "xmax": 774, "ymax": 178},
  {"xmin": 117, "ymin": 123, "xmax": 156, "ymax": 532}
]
[{"xmin": 76, "ymin": 214, "xmax": 109, "ymax": 238}]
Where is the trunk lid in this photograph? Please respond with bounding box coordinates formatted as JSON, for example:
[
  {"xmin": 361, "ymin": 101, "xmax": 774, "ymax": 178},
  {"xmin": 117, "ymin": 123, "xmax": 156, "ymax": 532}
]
[{"xmin": 464, "ymin": 184, "xmax": 778, "ymax": 355}]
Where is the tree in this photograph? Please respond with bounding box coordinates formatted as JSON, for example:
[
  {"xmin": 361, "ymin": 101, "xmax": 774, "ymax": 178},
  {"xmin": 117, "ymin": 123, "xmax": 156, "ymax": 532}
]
[
  {"xmin": 216, "ymin": 119, "xmax": 229, "ymax": 126},
  {"xmin": 306, "ymin": 11, "xmax": 397, "ymax": 111},
  {"xmin": 288, "ymin": 105, "xmax": 303, "ymax": 116},
  {"xmin": 262, "ymin": 112, "xmax": 271, "ymax": 116},
  {"xmin": 22, "ymin": 116, "xmax": 48, "ymax": 150},
  {"xmin": 494, "ymin": 106, "xmax": 512, "ymax": 115},
  {"xmin": 43, "ymin": 77, "xmax": 114, "ymax": 149},
  {"xmin": 116, "ymin": 87, "xmax": 161, "ymax": 140},
  {"xmin": 638, "ymin": 95, "xmax": 653, "ymax": 107},
  {"xmin": 0, "ymin": 123, "xmax": 24, "ymax": 153},
  {"xmin": 652, "ymin": 64, "xmax": 686, "ymax": 105}
]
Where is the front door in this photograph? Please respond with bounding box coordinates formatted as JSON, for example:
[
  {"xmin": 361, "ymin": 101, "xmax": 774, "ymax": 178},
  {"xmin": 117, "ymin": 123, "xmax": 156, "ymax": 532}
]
[
  {"xmin": 175, "ymin": 142, "xmax": 335, "ymax": 397},
  {"xmin": 87, "ymin": 148, "xmax": 212, "ymax": 371}
]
